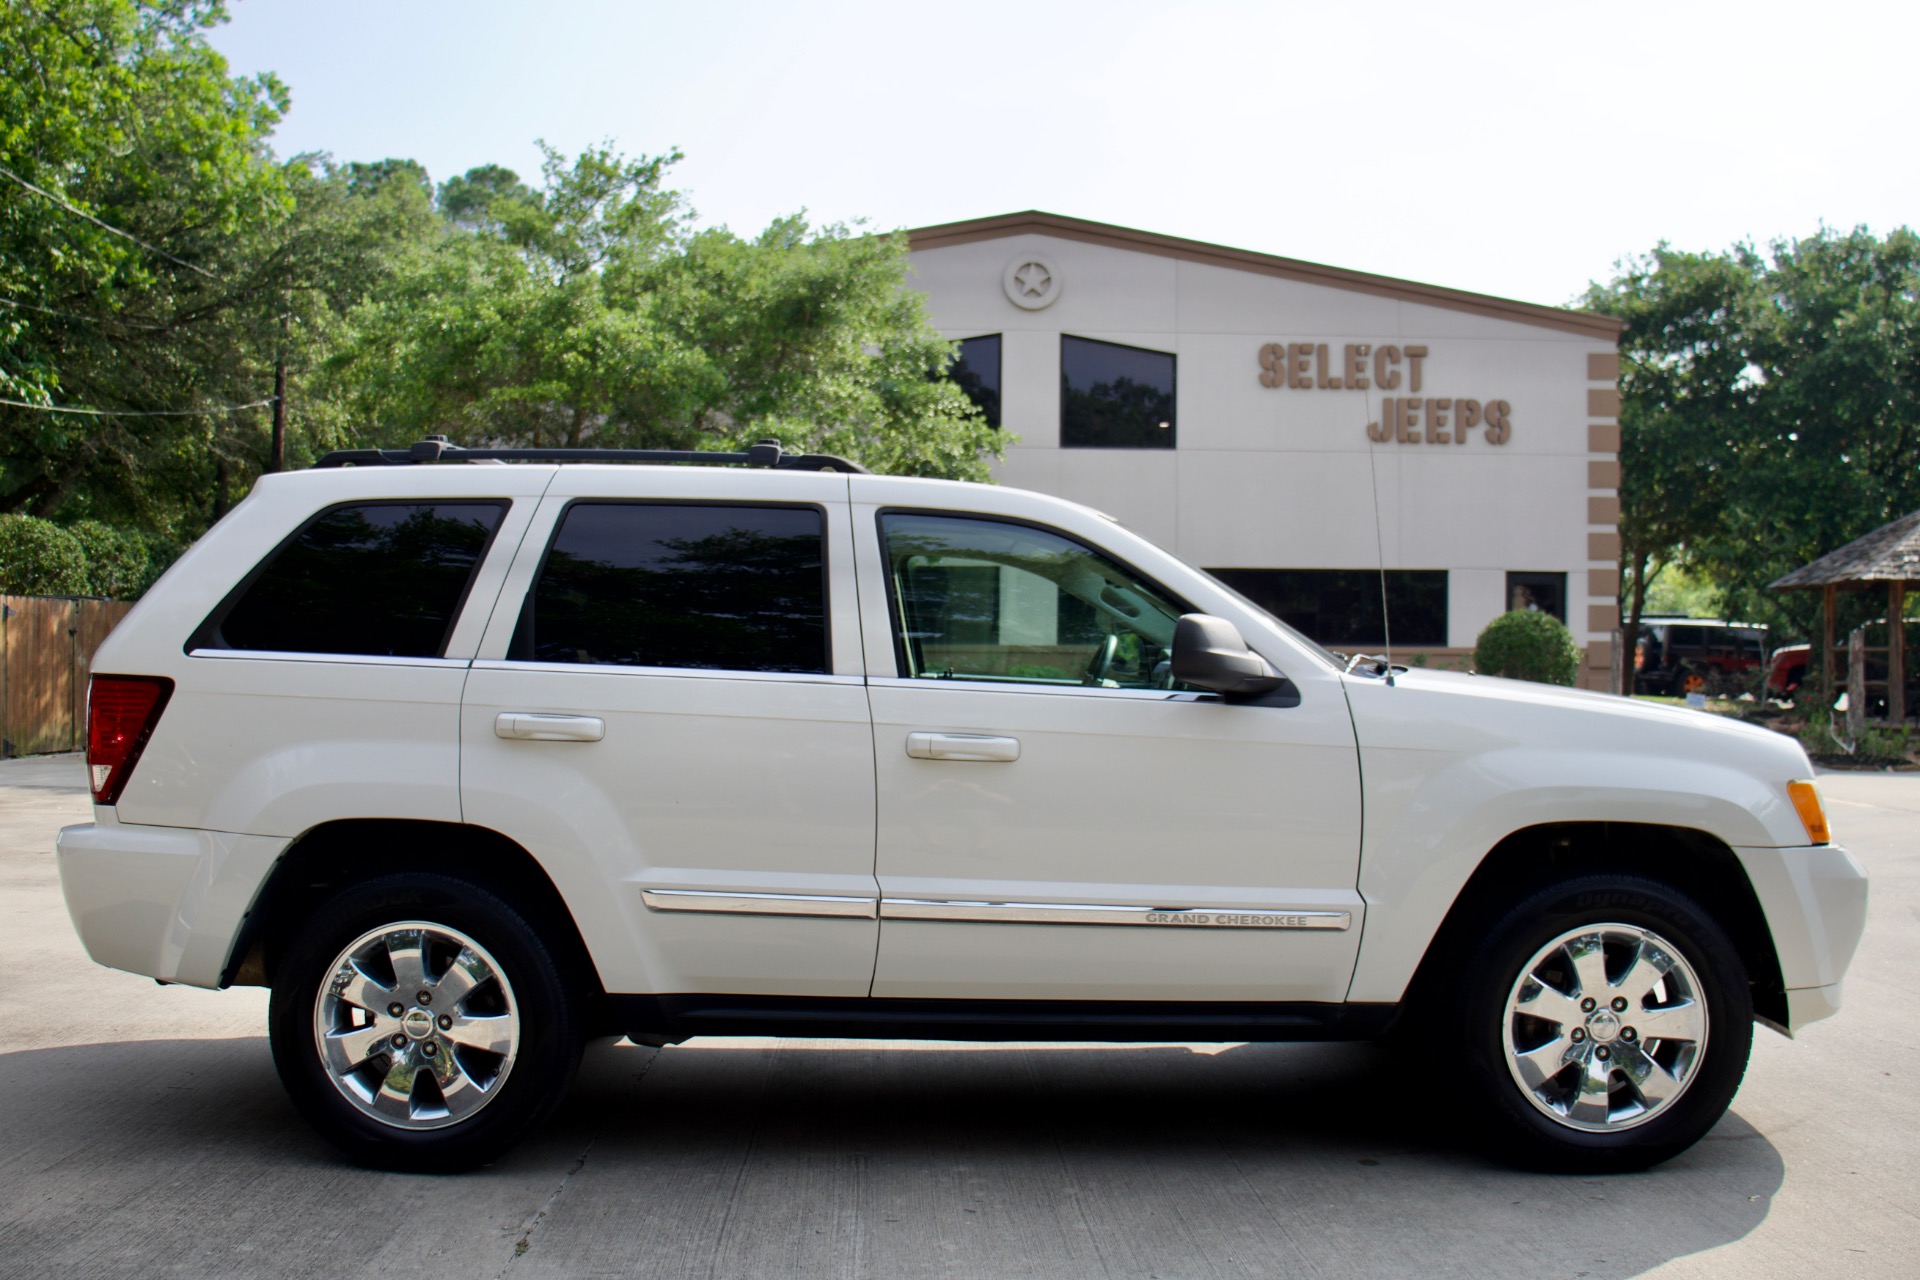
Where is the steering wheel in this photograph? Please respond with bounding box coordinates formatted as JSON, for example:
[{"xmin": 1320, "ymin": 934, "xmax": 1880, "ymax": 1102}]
[{"xmin": 1083, "ymin": 633, "xmax": 1119, "ymax": 686}]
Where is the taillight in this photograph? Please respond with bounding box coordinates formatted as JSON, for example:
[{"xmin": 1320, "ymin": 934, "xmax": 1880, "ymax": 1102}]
[{"xmin": 86, "ymin": 675, "xmax": 173, "ymax": 805}]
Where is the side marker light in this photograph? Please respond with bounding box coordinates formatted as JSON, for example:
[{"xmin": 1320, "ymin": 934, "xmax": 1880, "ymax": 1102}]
[{"xmin": 1786, "ymin": 780, "xmax": 1830, "ymax": 845}]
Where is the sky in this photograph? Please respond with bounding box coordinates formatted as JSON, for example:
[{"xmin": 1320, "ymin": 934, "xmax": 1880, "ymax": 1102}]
[{"xmin": 207, "ymin": 0, "xmax": 1917, "ymax": 309}]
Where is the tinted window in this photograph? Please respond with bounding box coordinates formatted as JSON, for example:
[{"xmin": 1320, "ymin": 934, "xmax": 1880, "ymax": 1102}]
[
  {"xmin": 1061, "ymin": 335, "xmax": 1175, "ymax": 449},
  {"xmin": 949, "ymin": 334, "xmax": 1002, "ymax": 429},
  {"xmin": 515, "ymin": 503, "xmax": 827, "ymax": 673},
  {"xmin": 1205, "ymin": 568, "xmax": 1448, "ymax": 647},
  {"xmin": 200, "ymin": 502, "xmax": 504, "ymax": 657},
  {"xmin": 883, "ymin": 512, "xmax": 1189, "ymax": 688}
]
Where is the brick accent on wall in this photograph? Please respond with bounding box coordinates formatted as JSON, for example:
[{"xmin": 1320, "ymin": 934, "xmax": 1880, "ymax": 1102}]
[{"xmin": 1585, "ymin": 347, "xmax": 1621, "ymax": 692}]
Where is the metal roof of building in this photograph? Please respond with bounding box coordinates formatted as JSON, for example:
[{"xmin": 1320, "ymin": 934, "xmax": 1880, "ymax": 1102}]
[
  {"xmin": 902, "ymin": 211, "xmax": 1625, "ymax": 341},
  {"xmin": 1771, "ymin": 509, "xmax": 1920, "ymax": 589}
]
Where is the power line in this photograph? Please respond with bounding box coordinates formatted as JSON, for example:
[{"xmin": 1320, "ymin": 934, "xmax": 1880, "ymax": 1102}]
[
  {"xmin": 0, "ymin": 396, "xmax": 278, "ymax": 417},
  {"xmin": 0, "ymin": 296, "xmax": 170, "ymax": 330},
  {"xmin": 0, "ymin": 163, "xmax": 218, "ymax": 280}
]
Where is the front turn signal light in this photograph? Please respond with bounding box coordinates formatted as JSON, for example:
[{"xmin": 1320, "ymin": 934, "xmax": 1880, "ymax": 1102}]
[{"xmin": 1787, "ymin": 780, "xmax": 1830, "ymax": 845}]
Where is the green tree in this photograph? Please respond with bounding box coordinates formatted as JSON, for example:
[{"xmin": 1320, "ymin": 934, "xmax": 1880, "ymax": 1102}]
[
  {"xmin": 1581, "ymin": 246, "xmax": 1763, "ymax": 676},
  {"xmin": 1703, "ymin": 228, "xmax": 1920, "ymax": 638},
  {"xmin": 327, "ymin": 145, "xmax": 1002, "ymax": 479},
  {"xmin": 1587, "ymin": 227, "xmax": 1920, "ymax": 692},
  {"xmin": 436, "ymin": 163, "xmax": 540, "ymax": 234},
  {"xmin": 0, "ymin": 0, "xmax": 292, "ymax": 527},
  {"xmin": 0, "ymin": 4, "xmax": 438, "ymax": 536}
]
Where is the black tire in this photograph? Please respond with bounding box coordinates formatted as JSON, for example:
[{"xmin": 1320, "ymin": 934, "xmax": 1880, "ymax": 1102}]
[
  {"xmin": 1453, "ymin": 874, "xmax": 1752, "ymax": 1173},
  {"xmin": 269, "ymin": 871, "xmax": 585, "ymax": 1172}
]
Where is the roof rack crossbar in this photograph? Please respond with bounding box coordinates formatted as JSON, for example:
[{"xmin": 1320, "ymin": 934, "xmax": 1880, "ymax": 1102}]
[{"xmin": 311, "ymin": 436, "xmax": 870, "ymax": 474}]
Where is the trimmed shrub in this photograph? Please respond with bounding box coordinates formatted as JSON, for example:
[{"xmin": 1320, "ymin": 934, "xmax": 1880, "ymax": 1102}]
[
  {"xmin": 0, "ymin": 514, "xmax": 88, "ymax": 596},
  {"xmin": 1474, "ymin": 609, "xmax": 1581, "ymax": 686},
  {"xmin": 68, "ymin": 520, "xmax": 151, "ymax": 599}
]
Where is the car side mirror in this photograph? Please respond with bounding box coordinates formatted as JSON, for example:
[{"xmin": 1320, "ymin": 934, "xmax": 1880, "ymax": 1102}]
[{"xmin": 1171, "ymin": 614, "xmax": 1287, "ymax": 697}]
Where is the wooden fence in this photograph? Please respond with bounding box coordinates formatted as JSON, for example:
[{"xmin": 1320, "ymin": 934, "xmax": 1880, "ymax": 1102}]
[{"xmin": 0, "ymin": 595, "xmax": 135, "ymax": 758}]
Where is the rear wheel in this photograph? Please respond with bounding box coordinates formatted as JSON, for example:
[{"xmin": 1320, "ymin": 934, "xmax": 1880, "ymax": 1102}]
[
  {"xmin": 269, "ymin": 872, "xmax": 584, "ymax": 1171},
  {"xmin": 1454, "ymin": 874, "xmax": 1751, "ymax": 1172}
]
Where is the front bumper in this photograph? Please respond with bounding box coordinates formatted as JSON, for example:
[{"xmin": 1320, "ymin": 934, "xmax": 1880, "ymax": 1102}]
[
  {"xmin": 56, "ymin": 812, "xmax": 288, "ymax": 989},
  {"xmin": 1733, "ymin": 841, "xmax": 1869, "ymax": 1033}
]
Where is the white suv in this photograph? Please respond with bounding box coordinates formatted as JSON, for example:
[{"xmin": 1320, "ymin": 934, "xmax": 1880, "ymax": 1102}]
[{"xmin": 57, "ymin": 440, "xmax": 1867, "ymax": 1173}]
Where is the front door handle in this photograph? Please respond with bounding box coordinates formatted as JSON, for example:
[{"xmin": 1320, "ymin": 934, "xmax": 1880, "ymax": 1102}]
[
  {"xmin": 495, "ymin": 712, "xmax": 605, "ymax": 742},
  {"xmin": 906, "ymin": 732, "xmax": 1020, "ymax": 762}
]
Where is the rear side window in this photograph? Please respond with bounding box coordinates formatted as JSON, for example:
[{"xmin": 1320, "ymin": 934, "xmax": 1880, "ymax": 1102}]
[
  {"xmin": 512, "ymin": 503, "xmax": 828, "ymax": 674},
  {"xmin": 194, "ymin": 502, "xmax": 506, "ymax": 657}
]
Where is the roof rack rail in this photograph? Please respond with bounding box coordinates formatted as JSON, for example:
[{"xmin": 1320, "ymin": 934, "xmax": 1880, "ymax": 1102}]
[{"xmin": 311, "ymin": 436, "xmax": 871, "ymax": 474}]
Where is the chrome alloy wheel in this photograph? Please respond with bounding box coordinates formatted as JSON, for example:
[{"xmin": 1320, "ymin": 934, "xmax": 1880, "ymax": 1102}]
[
  {"xmin": 1501, "ymin": 924, "xmax": 1708, "ymax": 1133},
  {"xmin": 312, "ymin": 921, "xmax": 520, "ymax": 1130}
]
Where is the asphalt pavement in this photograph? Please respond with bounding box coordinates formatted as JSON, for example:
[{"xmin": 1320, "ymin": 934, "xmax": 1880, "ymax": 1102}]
[{"xmin": 1, "ymin": 752, "xmax": 1913, "ymax": 1279}]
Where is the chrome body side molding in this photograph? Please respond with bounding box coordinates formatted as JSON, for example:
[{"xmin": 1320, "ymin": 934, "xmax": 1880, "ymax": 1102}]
[
  {"xmin": 883, "ymin": 899, "xmax": 1351, "ymax": 929},
  {"xmin": 640, "ymin": 889, "xmax": 1352, "ymax": 930},
  {"xmin": 639, "ymin": 889, "xmax": 877, "ymax": 919}
]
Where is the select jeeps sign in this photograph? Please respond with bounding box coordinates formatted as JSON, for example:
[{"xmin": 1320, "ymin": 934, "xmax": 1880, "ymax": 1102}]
[{"xmin": 1256, "ymin": 342, "xmax": 1512, "ymax": 444}]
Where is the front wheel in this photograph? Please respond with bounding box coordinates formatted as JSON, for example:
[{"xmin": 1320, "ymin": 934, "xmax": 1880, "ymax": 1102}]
[
  {"xmin": 1455, "ymin": 875, "xmax": 1752, "ymax": 1172},
  {"xmin": 269, "ymin": 872, "xmax": 585, "ymax": 1171}
]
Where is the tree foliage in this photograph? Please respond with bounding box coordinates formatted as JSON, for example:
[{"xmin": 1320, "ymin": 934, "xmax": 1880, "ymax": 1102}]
[
  {"xmin": 326, "ymin": 146, "xmax": 1000, "ymax": 479},
  {"xmin": 2, "ymin": 4, "xmax": 1002, "ymax": 562},
  {"xmin": 1585, "ymin": 228, "xmax": 1920, "ymax": 664},
  {"xmin": 1581, "ymin": 246, "xmax": 1762, "ymax": 667},
  {"xmin": 1714, "ymin": 229, "xmax": 1920, "ymax": 628},
  {"xmin": 1, "ymin": 0, "xmax": 289, "ymax": 524}
]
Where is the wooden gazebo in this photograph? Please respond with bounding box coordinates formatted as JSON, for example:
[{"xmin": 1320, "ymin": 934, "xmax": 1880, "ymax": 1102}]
[{"xmin": 1771, "ymin": 509, "xmax": 1920, "ymax": 722}]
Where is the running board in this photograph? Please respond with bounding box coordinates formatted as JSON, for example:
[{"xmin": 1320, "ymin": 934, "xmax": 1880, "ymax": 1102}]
[{"xmin": 601, "ymin": 994, "xmax": 1397, "ymax": 1044}]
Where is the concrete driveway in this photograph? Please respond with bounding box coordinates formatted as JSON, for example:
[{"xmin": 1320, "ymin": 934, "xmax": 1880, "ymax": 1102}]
[{"xmin": 1, "ymin": 754, "xmax": 1912, "ymax": 1279}]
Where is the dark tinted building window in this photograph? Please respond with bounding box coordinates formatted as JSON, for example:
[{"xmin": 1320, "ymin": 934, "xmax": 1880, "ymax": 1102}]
[
  {"xmin": 1506, "ymin": 571, "xmax": 1567, "ymax": 623},
  {"xmin": 949, "ymin": 334, "xmax": 1002, "ymax": 429},
  {"xmin": 198, "ymin": 502, "xmax": 505, "ymax": 657},
  {"xmin": 1061, "ymin": 335, "xmax": 1175, "ymax": 449},
  {"xmin": 1207, "ymin": 568, "xmax": 1449, "ymax": 647},
  {"xmin": 515, "ymin": 503, "xmax": 827, "ymax": 673}
]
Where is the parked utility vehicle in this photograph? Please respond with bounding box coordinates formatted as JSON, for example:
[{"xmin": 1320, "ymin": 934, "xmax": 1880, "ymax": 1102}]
[{"xmin": 60, "ymin": 440, "xmax": 1867, "ymax": 1172}]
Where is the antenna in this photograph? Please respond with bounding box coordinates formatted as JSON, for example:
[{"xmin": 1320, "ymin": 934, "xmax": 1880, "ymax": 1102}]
[{"xmin": 1361, "ymin": 368, "xmax": 1395, "ymax": 681}]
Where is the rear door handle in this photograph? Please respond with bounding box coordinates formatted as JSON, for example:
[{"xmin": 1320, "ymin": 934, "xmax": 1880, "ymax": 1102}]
[
  {"xmin": 905, "ymin": 732, "xmax": 1020, "ymax": 762},
  {"xmin": 495, "ymin": 713, "xmax": 605, "ymax": 742}
]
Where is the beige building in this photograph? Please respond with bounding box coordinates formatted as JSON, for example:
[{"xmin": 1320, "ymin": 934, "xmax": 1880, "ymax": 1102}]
[{"xmin": 904, "ymin": 212, "xmax": 1625, "ymax": 690}]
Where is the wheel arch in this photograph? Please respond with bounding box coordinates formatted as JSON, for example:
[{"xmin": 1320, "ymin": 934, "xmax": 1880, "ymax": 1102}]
[
  {"xmin": 223, "ymin": 818, "xmax": 609, "ymax": 1018},
  {"xmin": 1391, "ymin": 822, "xmax": 1788, "ymax": 1034}
]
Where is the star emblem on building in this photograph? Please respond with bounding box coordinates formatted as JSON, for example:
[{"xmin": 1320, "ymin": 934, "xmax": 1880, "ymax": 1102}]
[{"xmin": 1012, "ymin": 262, "xmax": 1051, "ymax": 297}]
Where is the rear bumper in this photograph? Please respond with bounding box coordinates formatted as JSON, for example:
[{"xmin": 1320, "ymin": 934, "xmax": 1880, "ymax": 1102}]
[
  {"xmin": 1733, "ymin": 842, "xmax": 1868, "ymax": 1033},
  {"xmin": 56, "ymin": 813, "xmax": 287, "ymax": 989}
]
